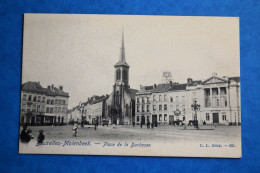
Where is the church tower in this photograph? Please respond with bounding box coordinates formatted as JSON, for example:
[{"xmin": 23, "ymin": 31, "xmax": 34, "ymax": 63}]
[
  {"xmin": 112, "ymin": 31, "xmax": 130, "ymax": 124},
  {"xmin": 114, "ymin": 31, "xmax": 130, "ymax": 86}
]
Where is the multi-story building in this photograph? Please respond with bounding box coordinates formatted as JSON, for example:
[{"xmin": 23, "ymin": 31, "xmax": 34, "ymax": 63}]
[
  {"xmin": 135, "ymin": 73, "xmax": 240, "ymax": 126},
  {"xmin": 135, "ymin": 85, "xmax": 153, "ymax": 125},
  {"xmin": 20, "ymin": 82, "xmax": 69, "ymax": 125}
]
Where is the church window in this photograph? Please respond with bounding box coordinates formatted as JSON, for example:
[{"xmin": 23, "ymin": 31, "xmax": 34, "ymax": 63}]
[
  {"xmin": 116, "ymin": 69, "xmax": 121, "ymax": 80},
  {"xmin": 123, "ymin": 70, "xmax": 128, "ymax": 81},
  {"xmin": 126, "ymin": 104, "xmax": 129, "ymax": 116}
]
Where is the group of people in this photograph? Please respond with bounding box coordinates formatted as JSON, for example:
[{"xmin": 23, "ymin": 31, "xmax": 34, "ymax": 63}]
[{"xmin": 20, "ymin": 125, "xmax": 45, "ymax": 144}]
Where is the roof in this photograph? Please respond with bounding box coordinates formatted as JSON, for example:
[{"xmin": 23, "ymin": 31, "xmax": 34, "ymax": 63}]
[
  {"xmin": 152, "ymin": 83, "xmax": 172, "ymax": 93},
  {"xmin": 187, "ymin": 80, "xmax": 202, "ymax": 86},
  {"xmin": 125, "ymin": 88, "xmax": 138, "ymax": 100},
  {"xmin": 229, "ymin": 76, "xmax": 240, "ymax": 83},
  {"xmin": 169, "ymin": 84, "xmax": 187, "ymax": 91},
  {"xmin": 21, "ymin": 81, "xmax": 69, "ymax": 97}
]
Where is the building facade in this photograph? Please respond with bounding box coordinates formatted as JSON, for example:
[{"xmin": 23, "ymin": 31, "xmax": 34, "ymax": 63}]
[
  {"xmin": 20, "ymin": 82, "xmax": 69, "ymax": 126},
  {"xmin": 106, "ymin": 32, "xmax": 138, "ymax": 125},
  {"xmin": 135, "ymin": 73, "xmax": 241, "ymax": 126}
]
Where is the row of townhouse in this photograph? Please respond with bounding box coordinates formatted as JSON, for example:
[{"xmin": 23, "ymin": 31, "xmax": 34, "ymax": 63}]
[
  {"xmin": 20, "ymin": 81, "xmax": 69, "ymax": 126},
  {"xmin": 68, "ymin": 95, "xmax": 108, "ymax": 125},
  {"xmin": 135, "ymin": 73, "xmax": 241, "ymax": 126}
]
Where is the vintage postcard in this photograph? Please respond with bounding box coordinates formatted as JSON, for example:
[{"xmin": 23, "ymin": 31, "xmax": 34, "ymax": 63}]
[{"xmin": 19, "ymin": 14, "xmax": 241, "ymax": 158}]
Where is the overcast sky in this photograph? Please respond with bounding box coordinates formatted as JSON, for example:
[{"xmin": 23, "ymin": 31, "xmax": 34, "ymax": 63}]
[{"xmin": 22, "ymin": 14, "xmax": 240, "ymax": 108}]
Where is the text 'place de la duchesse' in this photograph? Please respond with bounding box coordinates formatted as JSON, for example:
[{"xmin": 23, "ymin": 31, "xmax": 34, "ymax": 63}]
[{"xmin": 20, "ymin": 32, "xmax": 241, "ymax": 127}]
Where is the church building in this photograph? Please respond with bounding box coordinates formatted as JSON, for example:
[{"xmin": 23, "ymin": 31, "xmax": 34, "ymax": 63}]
[{"xmin": 106, "ymin": 32, "xmax": 138, "ymax": 125}]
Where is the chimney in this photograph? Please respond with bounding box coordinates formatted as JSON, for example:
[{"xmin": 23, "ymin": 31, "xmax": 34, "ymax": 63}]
[
  {"xmin": 187, "ymin": 78, "xmax": 193, "ymax": 84},
  {"xmin": 154, "ymin": 84, "xmax": 157, "ymax": 89},
  {"xmin": 59, "ymin": 85, "xmax": 63, "ymax": 91},
  {"xmin": 170, "ymin": 81, "xmax": 173, "ymax": 87}
]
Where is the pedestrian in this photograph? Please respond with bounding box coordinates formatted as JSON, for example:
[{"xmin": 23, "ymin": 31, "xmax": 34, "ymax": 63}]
[
  {"xmin": 132, "ymin": 121, "xmax": 135, "ymax": 127},
  {"xmin": 155, "ymin": 121, "xmax": 158, "ymax": 128},
  {"xmin": 147, "ymin": 121, "xmax": 150, "ymax": 129},
  {"xmin": 72, "ymin": 123, "xmax": 78, "ymax": 137},
  {"xmin": 20, "ymin": 125, "xmax": 33, "ymax": 143},
  {"xmin": 151, "ymin": 122, "xmax": 154, "ymax": 129},
  {"xmin": 37, "ymin": 130, "xmax": 45, "ymax": 144}
]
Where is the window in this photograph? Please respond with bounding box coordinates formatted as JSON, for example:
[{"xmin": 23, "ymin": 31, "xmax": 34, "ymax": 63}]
[
  {"xmin": 33, "ymin": 96, "xmax": 37, "ymax": 101},
  {"xmin": 137, "ymin": 116, "xmax": 140, "ymax": 122},
  {"xmin": 206, "ymin": 113, "xmax": 210, "ymax": 121},
  {"xmin": 170, "ymin": 97, "xmax": 173, "ymax": 102},
  {"xmin": 55, "ymin": 107, "xmax": 57, "ymax": 113},
  {"xmin": 225, "ymin": 100, "xmax": 228, "ymax": 107},
  {"xmin": 153, "ymin": 95, "xmax": 156, "ymax": 101},
  {"xmin": 142, "ymin": 105, "xmax": 145, "ymax": 112},
  {"xmin": 176, "ymin": 96, "xmax": 179, "ymax": 102},
  {"xmin": 216, "ymin": 99, "xmax": 219, "ymax": 107},
  {"xmin": 159, "ymin": 105, "xmax": 162, "ymax": 110},
  {"xmin": 147, "ymin": 105, "xmax": 150, "ymax": 112},
  {"xmin": 116, "ymin": 69, "xmax": 121, "ymax": 80},
  {"xmin": 23, "ymin": 94, "xmax": 27, "ymax": 100},
  {"xmin": 63, "ymin": 100, "xmax": 66, "ymax": 105},
  {"xmin": 38, "ymin": 96, "xmax": 41, "ymax": 102},
  {"xmin": 170, "ymin": 105, "xmax": 173, "ymax": 111},
  {"xmin": 58, "ymin": 107, "xmax": 61, "ymax": 113},
  {"xmin": 159, "ymin": 114, "xmax": 162, "ymax": 121},
  {"xmin": 159, "ymin": 95, "xmax": 162, "ymax": 101},
  {"xmin": 27, "ymin": 104, "xmax": 31, "ymax": 112},
  {"xmin": 164, "ymin": 114, "xmax": 167, "ymax": 121},
  {"xmin": 153, "ymin": 105, "xmax": 156, "ymax": 111},
  {"xmin": 164, "ymin": 94, "xmax": 167, "ymax": 101},
  {"xmin": 142, "ymin": 97, "xmax": 145, "ymax": 103},
  {"xmin": 32, "ymin": 105, "xmax": 36, "ymax": 112},
  {"xmin": 182, "ymin": 96, "xmax": 185, "ymax": 102},
  {"xmin": 28, "ymin": 95, "xmax": 32, "ymax": 101},
  {"xmin": 123, "ymin": 70, "xmax": 128, "ymax": 81},
  {"xmin": 164, "ymin": 104, "xmax": 167, "ymax": 110},
  {"xmin": 50, "ymin": 108, "xmax": 53, "ymax": 113},
  {"xmin": 126, "ymin": 104, "xmax": 129, "ymax": 116},
  {"xmin": 37, "ymin": 105, "xmax": 41, "ymax": 112},
  {"xmin": 46, "ymin": 107, "xmax": 50, "ymax": 113},
  {"xmin": 21, "ymin": 104, "xmax": 26, "ymax": 112},
  {"xmin": 51, "ymin": 100, "xmax": 54, "ymax": 105},
  {"xmin": 137, "ymin": 98, "xmax": 140, "ymax": 103},
  {"xmin": 147, "ymin": 97, "xmax": 150, "ymax": 103},
  {"xmin": 42, "ymin": 97, "xmax": 45, "ymax": 103},
  {"xmin": 137, "ymin": 106, "xmax": 140, "ymax": 112},
  {"xmin": 55, "ymin": 99, "xmax": 58, "ymax": 104},
  {"xmin": 222, "ymin": 114, "xmax": 226, "ymax": 121},
  {"xmin": 47, "ymin": 99, "xmax": 50, "ymax": 104}
]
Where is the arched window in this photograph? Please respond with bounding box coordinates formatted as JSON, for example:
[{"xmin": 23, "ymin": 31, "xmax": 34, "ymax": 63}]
[
  {"xmin": 116, "ymin": 69, "xmax": 121, "ymax": 80},
  {"xmin": 125, "ymin": 104, "xmax": 129, "ymax": 117},
  {"xmin": 123, "ymin": 70, "xmax": 128, "ymax": 81},
  {"xmin": 115, "ymin": 91, "xmax": 120, "ymax": 105}
]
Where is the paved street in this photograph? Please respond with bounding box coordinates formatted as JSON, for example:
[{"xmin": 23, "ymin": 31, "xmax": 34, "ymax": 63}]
[{"xmin": 20, "ymin": 124, "xmax": 241, "ymax": 144}]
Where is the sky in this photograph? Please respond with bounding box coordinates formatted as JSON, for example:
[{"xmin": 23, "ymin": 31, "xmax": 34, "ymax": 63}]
[{"xmin": 22, "ymin": 14, "xmax": 240, "ymax": 108}]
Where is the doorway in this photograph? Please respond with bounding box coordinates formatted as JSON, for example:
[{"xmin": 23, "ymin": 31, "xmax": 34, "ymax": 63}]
[
  {"xmin": 213, "ymin": 113, "xmax": 219, "ymax": 123},
  {"xmin": 152, "ymin": 115, "xmax": 157, "ymax": 124}
]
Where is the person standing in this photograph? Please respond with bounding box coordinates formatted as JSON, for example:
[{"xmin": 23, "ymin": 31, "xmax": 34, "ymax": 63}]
[
  {"xmin": 72, "ymin": 123, "xmax": 78, "ymax": 137},
  {"xmin": 20, "ymin": 125, "xmax": 33, "ymax": 143},
  {"xmin": 37, "ymin": 130, "xmax": 45, "ymax": 144}
]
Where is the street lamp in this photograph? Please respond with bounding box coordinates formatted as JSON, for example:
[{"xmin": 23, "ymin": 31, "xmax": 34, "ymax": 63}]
[
  {"xmin": 77, "ymin": 102, "xmax": 86, "ymax": 128},
  {"xmin": 191, "ymin": 100, "xmax": 200, "ymax": 129}
]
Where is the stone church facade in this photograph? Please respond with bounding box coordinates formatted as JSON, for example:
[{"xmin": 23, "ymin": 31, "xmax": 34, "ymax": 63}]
[{"xmin": 106, "ymin": 32, "xmax": 138, "ymax": 125}]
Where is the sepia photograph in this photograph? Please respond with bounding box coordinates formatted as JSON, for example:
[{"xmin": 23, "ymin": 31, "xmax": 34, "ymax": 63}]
[{"xmin": 19, "ymin": 14, "xmax": 241, "ymax": 158}]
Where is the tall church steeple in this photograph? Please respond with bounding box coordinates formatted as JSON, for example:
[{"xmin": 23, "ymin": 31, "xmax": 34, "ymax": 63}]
[{"xmin": 114, "ymin": 31, "xmax": 130, "ymax": 86}]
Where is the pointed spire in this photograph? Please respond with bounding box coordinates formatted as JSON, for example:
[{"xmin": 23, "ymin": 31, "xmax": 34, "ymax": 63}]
[
  {"xmin": 114, "ymin": 30, "xmax": 129, "ymax": 67},
  {"xmin": 119, "ymin": 29, "xmax": 126, "ymax": 63}
]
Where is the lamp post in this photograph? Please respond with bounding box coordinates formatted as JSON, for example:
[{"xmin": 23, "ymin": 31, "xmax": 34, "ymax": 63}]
[
  {"xmin": 191, "ymin": 100, "xmax": 200, "ymax": 129},
  {"xmin": 77, "ymin": 102, "xmax": 86, "ymax": 128}
]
